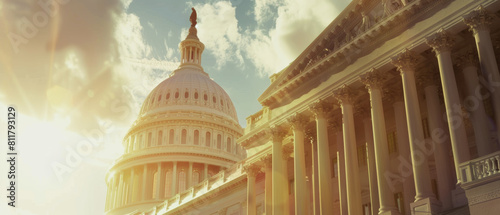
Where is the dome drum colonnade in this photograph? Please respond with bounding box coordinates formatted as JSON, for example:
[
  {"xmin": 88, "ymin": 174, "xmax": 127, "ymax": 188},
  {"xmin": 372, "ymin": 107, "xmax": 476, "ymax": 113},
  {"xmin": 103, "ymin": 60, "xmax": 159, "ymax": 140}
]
[
  {"xmin": 240, "ymin": 4, "xmax": 500, "ymax": 215},
  {"xmin": 104, "ymin": 11, "xmax": 244, "ymax": 214}
]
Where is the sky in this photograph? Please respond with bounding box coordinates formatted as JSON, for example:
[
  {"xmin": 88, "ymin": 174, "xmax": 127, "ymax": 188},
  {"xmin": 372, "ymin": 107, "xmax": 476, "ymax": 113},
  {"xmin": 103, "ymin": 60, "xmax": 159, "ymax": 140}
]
[{"xmin": 0, "ymin": 0, "xmax": 350, "ymax": 214}]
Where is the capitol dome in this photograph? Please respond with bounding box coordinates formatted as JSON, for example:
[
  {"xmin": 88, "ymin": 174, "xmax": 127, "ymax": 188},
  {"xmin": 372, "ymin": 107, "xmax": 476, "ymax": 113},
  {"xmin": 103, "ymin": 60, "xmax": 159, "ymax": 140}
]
[
  {"xmin": 104, "ymin": 10, "xmax": 244, "ymax": 215},
  {"xmin": 139, "ymin": 66, "xmax": 239, "ymax": 125}
]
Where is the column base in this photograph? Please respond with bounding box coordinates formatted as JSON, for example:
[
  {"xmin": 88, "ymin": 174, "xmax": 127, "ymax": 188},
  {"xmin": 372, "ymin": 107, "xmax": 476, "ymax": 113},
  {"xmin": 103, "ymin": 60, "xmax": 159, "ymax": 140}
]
[
  {"xmin": 452, "ymin": 186, "xmax": 468, "ymax": 208},
  {"xmin": 379, "ymin": 208, "xmax": 401, "ymax": 215},
  {"xmin": 410, "ymin": 197, "xmax": 441, "ymax": 215}
]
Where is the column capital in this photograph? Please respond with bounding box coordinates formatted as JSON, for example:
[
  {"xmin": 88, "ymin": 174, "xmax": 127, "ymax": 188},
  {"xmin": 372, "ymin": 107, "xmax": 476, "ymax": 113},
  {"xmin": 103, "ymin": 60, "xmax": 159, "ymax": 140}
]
[
  {"xmin": 268, "ymin": 125, "xmax": 287, "ymax": 142},
  {"xmin": 309, "ymin": 99, "xmax": 333, "ymax": 117},
  {"xmin": 287, "ymin": 112, "xmax": 309, "ymax": 130},
  {"xmin": 306, "ymin": 126, "xmax": 317, "ymax": 143},
  {"xmin": 327, "ymin": 119, "xmax": 342, "ymax": 132},
  {"xmin": 360, "ymin": 68, "xmax": 385, "ymax": 90},
  {"xmin": 464, "ymin": 5, "xmax": 494, "ymax": 33},
  {"xmin": 417, "ymin": 68, "xmax": 440, "ymax": 88},
  {"xmin": 260, "ymin": 154, "xmax": 273, "ymax": 167},
  {"xmin": 332, "ymin": 84, "xmax": 356, "ymax": 105},
  {"xmin": 392, "ymin": 48, "xmax": 419, "ymax": 74},
  {"xmin": 282, "ymin": 145, "xmax": 293, "ymax": 159},
  {"xmin": 456, "ymin": 49, "xmax": 479, "ymax": 70},
  {"xmin": 426, "ymin": 29, "xmax": 455, "ymax": 54},
  {"xmin": 244, "ymin": 164, "xmax": 261, "ymax": 177}
]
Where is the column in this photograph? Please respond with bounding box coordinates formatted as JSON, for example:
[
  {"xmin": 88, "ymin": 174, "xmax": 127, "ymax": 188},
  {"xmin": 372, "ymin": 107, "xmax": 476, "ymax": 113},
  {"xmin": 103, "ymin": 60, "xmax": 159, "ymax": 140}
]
[
  {"xmin": 129, "ymin": 168, "xmax": 135, "ymax": 203},
  {"xmin": 464, "ymin": 6, "xmax": 500, "ymax": 138},
  {"xmin": 332, "ymin": 122, "xmax": 348, "ymax": 215},
  {"xmin": 458, "ymin": 50, "xmax": 493, "ymax": 156},
  {"xmin": 360, "ymin": 70, "xmax": 400, "ymax": 215},
  {"xmin": 204, "ymin": 163, "xmax": 208, "ymax": 180},
  {"xmin": 331, "ymin": 87, "xmax": 362, "ymax": 215},
  {"xmin": 361, "ymin": 114, "xmax": 380, "ymax": 215},
  {"xmin": 117, "ymin": 173, "xmax": 124, "ymax": 207},
  {"xmin": 142, "ymin": 165, "xmax": 148, "ymax": 201},
  {"xmin": 171, "ymin": 162, "xmax": 177, "ymax": 195},
  {"xmin": 156, "ymin": 163, "xmax": 163, "ymax": 200},
  {"xmin": 270, "ymin": 126, "xmax": 287, "ymax": 215},
  {"xmin": 306, "ymin": 128, "xmax": 320, "ymax": 215},
  {"xmin": 188, "ymin": 162, "xmax": 193, "ymax": 188},
  {"xmin": 261, "ymin": 155, "xmax": 273, "ymax": 215},
  {"xmin": 105, "ymin": 180, "xmax": 111, "ymax": 210},
  {"xmin": 282, "ymin": 146, "xmax": 292, "ymax": 215},
  {"xmin": 112, "ymin": 176, "xmax": 118, "ymax": 209},
  {"xmin": 392, "ymin": 49, "xmax": 438, "ymax": 213},
  {"xmin": 419, "ymin": 69, "xmax": 454, "ymax": 210},
  {"xmin": 310, "ymin": 99, "xmax": 335, "ymax": 215},
  {"xmin": 246, "ymin": 164, "xmax": 259, "ymax": 215},
  {"xmin": 288, "ymin": 113, "xmax": 309, "ymax": 215},
  {"xmin": 392, "ymin": 94, "xmax": 416, "ymax": 215},
  {"xmin": 427, "ymin": 30, "xmax": 471, "ymax": 183}
]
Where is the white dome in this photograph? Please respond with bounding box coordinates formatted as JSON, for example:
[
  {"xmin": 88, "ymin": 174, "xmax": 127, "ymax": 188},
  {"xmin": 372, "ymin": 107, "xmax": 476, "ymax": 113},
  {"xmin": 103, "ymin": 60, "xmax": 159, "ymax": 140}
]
[{"xmin": 139, "ymin": 66, "xmax": 238, "ymax": 124}]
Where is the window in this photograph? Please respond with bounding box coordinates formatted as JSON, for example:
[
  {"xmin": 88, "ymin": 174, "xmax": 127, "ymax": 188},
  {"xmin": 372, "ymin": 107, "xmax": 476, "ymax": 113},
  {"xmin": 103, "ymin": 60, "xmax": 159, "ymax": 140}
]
[
  {"xmin": 221, "ymin": 99, "xmax": 223, "ymax": 106},
  {"xmin": 152, "ymin": 171, "xmax": 158, "ymax": 199},
  {"xmin": 213, "ymin": 96, "xmax": 216, "ymax": 103},
  {"xmin": 192, "ymin": 171, "xmax": 200, "ymax": 185},
  {"xmin": 158, "ymin": 95, "xmax": 161, "ymax": 102},
  {"xmin": 363, "ymin": 203, "xmax": 371, "ymax": 215},
  {"xmin": 175, "ymin": 91, "xmax": 179, "ymax": 98},
  {"xmin": 194, "ymin": 130, "xmax": 199, "ymax": 145},
  {"xmin": 206, "ymin": 132, "xmax": 211, "ymax": 147},
  {"xmin": 147, "ymin": 132, "xmax": 152, "ymax": 147},
  {"xmin": 357, "ymin": 144, "xmax": 367, "ymax": 166},
  {"xmin": 194, "ymin": 92, "xmax": 198, "ymax": 99},
  {"xmin": 181, "ymin": 129, "xmax": 187, "ymax": 144},
  {"xmin": 387, "ymin": 131, "xmax": 398, "ymax": 154},
  {"xmin": 169, "ymin": 129, "xmax": 175, "ymax": 144},
  {"xmin": 158, "ymin": 131, "xmax": 163, "ymax": 146},
  {"xmin": 178, "ymin": 171, "xmax": 186, "ymax": 192},
  {"xmin": 227, "ymin": 137, "xmax": 231, "ymax": 152},
  {"xmin": 185, "ymin": 91, "xmax": 189, "ymax": 98},
  {"xmin": 217, "ymin": 134, "xmax": 222, "ymax": 149},
  {"xmin": 332, "ymin": 157, "xmax": 338, "ymax": 178},
  {"xmin": 204, "ymin": 94, "xmax": 208, "ymax": 101},
  {"xmin": 166, "ymin": 93, "xmax": 170, "ymax": 99},
  {"xmin": 395, "ymin": 192, "xmax": 404, "ymax": 214},
  {"xmin": 165, "ymin": 171, "xmax": 172, "ymax": 198},
  {"xmin": 422, "ymin": 118, "xmax": 430, "ymax": 138}
]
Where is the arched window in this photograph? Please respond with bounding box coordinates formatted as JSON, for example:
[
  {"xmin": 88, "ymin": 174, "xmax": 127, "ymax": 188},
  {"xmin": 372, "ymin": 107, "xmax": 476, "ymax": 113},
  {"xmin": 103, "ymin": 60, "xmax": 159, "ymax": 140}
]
[
  {"xmin": 152, "ymin": 171, "xmax": 158, "ymax": 199},
  {"xmin": 221, "ymin": 99, "xmax": 223, "ymax": 106},
  {"xmin": 205, "ymin": 132, "xmax": 211, "ymax": 147},
  {"xmin": 181, "ymin": 129, "xmax": 187, "ymax": 144},
  {"xmin": 194, "ymin": 130, "xmax": 199, "ymax": 145},
  {"xmin": 147, "ymin": 132, "xmax": 152, "ymax": 147},
  {"xmin": 169, "ymin": 129, "xmax": 175, "ymax": 144},
  {"xmin": 158, "ymin": 95, "xmax": 161, "ymax": 102},
  {"xmin": 217, "ymin": 134, "xmax": 222, "ymax": 149},
  {"xmin": 204, "ymin": 94, "xmax": 208, "ymax": 101},
  {"xmin": 185, "ymin": 91, "xmax": 189, "ymax": 98},
  {"xmin": 178, "ymin": 171, "xmax": 186, "ymax": 192},
  {"xmin": 194, "ymin": 92, "xmax": 198, "ymax": 99},
  {"xmin": 166, "ymin": 93, "xmax": 170, "ymax": 99},
  {"xmin": 175, "ymin": 91, "xmax": 179, "ymax": 98},
  {"xmin": 192, "ymin": 171, "xmax": 200, "ymax": 185},
  {"xmin": 165, "ymin": 170, "xmax": 172, "ymax": 198},
  {"xmin": 227, "ymin": 137, "xmax": 231, "ymax": 152},
  {"xmin": 213, "ymin": 96, "xmax": 216, "ymax": 103},
  {"xmin": 158, "ymin": 131, "xmax": 163, "ymax": 146}
]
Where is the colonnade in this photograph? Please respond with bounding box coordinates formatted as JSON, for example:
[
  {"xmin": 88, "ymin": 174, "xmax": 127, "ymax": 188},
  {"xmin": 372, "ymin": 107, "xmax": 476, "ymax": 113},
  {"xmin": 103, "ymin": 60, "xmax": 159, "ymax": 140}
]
[
  {"xmin": 105, "ymin": 161, "xmax": 219, "ymax": 212},
  {"xmin": 243, "ymin": 6, "xmax": 499, "ymax": 215}
]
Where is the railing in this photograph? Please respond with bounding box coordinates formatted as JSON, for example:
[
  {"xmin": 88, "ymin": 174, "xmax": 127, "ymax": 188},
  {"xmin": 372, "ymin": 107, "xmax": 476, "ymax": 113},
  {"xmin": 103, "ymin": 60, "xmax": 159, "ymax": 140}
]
[{"xmin": 460, "ymin": 151, "xmax": 500, "ymax": 184}]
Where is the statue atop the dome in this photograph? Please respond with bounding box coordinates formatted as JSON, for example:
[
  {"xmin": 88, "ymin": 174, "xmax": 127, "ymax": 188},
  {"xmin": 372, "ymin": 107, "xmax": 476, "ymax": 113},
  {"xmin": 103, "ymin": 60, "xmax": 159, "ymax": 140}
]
[{"xmin": 190, "ymin": 8, "xmax": 197, "ymax": 27}]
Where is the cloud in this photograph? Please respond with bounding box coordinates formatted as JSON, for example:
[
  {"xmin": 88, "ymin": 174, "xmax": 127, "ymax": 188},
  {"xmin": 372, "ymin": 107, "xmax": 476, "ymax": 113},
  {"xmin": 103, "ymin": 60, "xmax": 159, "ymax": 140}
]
[
  {"xmin": 181, "ymin": 0, "xmax": 349, "ymax": 77},
  {"xmin": 184, "ymin": 1, "xmax": 244, "ymax": 69},
  {"xmin": 0, "ymin": 0, "xmax": 177, "ymax": 132}
]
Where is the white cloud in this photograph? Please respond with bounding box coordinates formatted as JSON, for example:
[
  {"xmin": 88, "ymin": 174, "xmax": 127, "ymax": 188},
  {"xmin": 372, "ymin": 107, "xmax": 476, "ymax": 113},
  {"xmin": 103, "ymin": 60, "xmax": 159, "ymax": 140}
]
[{"xmin": 187, "ymin": 1, "xmax": 244, "ymax": 69}]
